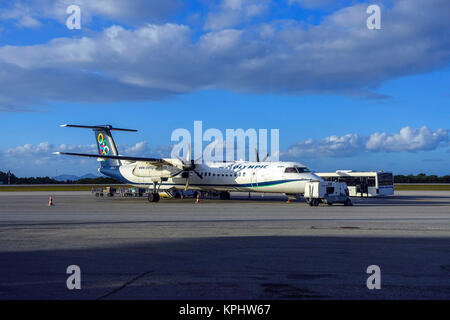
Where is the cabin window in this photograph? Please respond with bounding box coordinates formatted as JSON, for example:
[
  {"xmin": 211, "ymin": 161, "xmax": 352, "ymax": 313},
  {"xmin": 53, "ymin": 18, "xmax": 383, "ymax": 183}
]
[
  {"xmin": 296, "ymin": 167, "xmax": 311, "ymax": 173},
  {"xmin": 284, "ymin": 167, "xmax": 297, "ymax": 173}
]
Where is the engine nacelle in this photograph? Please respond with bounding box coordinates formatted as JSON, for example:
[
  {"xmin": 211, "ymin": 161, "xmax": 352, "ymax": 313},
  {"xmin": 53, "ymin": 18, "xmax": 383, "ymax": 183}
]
[{"xmin": 133, "ymin": 162, "xmax": 173, "ymax": 178}]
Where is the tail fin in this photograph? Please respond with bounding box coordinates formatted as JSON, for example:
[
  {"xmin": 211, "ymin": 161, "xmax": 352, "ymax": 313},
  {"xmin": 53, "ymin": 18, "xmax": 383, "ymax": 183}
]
[
  {"xmin": 60, "ymin": 124, "xmax": 137, "ymax": 168},
  {"xmin": 94, "ymin": 128, "xmax": 120, "ymax": 167}
]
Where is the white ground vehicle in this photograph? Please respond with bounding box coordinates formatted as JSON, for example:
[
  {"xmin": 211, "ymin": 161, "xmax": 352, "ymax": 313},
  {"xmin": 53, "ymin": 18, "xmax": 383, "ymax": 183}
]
[
  {"xmin": 316, "ymin": 170, "xmax": 394, "ymax": 197},
  {"xmin": 304, "ymin": 181, "xmax": 352, "ymax": 206}
]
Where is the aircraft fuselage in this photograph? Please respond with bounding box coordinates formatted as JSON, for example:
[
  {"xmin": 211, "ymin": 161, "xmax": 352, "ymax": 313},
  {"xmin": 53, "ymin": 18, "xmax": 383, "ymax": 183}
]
[{"xmin": 100, "ymin": 160, "xmax": 322, "ymax": 194}]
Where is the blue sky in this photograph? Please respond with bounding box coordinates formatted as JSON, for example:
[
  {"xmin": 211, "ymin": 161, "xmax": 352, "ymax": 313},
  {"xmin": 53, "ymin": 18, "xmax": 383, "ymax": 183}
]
[{"xmin": 0, "ymin": 0, "xmax": 449, "ymax": 177}]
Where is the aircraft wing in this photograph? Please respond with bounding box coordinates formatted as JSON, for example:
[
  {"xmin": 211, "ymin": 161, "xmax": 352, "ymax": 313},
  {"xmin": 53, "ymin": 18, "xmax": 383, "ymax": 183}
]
[{"xmin": 54, "ymin": 152, "xmax": 169, "ymax": 165}]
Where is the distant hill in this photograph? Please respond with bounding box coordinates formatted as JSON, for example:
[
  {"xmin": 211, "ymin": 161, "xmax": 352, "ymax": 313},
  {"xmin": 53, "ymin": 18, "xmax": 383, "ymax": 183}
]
[
  {"xmin": 53, "ymin": 173, "xmax": 99, "ymax": 181},
  {"xmin": 53, "ymin": 174, "xmax": 79, "ymax": 181},
  {"xmin": 79, "ymin": 173, "xmax": 99, "ymax": 179}
]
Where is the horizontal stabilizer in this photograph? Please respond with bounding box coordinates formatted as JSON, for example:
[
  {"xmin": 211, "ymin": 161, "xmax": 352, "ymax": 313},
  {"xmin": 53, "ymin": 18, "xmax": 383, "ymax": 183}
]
[
  {"xmin": 60, "ymin": 124, "xmax": 137, "ymax": 132},
  {"xmin": 54, "ymin": 152, "xmax": 166, "ymax": 164}
]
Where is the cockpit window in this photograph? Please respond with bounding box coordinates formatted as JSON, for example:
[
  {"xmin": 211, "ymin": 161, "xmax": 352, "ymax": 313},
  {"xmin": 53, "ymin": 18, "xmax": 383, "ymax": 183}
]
[
  {"xmin": 296, "ymin": 167, "xmax": 311, "ymax": 173},
  {"xmin": 284, "ymin": 167, "xmax": 297, "ymax": 173}
]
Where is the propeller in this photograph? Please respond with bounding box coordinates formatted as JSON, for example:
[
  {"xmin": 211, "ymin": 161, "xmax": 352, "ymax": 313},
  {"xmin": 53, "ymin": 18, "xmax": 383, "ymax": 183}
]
[
  {"xmin": 255, "ymin": 147, "xmax": 269, "ymax": 162},
  {"xmin": 170, "ymin": 143, "xmax": 203, "ymax": 190}
]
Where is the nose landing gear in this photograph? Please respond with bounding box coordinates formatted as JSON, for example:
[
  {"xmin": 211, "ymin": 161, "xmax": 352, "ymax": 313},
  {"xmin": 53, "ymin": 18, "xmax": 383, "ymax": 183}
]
[{"xmin": 307, "ymin": 198, "xmax": 319, "ymax": 206}]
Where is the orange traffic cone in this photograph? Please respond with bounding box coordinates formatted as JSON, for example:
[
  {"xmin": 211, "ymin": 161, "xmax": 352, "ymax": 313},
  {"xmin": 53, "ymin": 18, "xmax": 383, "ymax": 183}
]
[
  {"xmin": 48, "ymin": 195, "xmax": 54, "ymax": 206},
  {"xmin": 195, "ymin": 194, "xmax": 200, "ymax": 204},
  {"xmin": 286, "ymin": 199, "xmax": 291, "ymax": 203}
]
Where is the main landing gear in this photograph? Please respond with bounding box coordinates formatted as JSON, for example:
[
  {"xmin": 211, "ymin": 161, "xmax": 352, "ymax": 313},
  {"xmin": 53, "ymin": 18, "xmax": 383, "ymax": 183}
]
[
  {"xmin": 219, "ymin": 191, "xmax": 231, "ymax": 200},
  {"xmin": 147, "ymin": 192, "xmax": 160, "ymax": 202},
  {"xmin": 147, "ymin": 181, "xmax": 162, "ymax": 203}
]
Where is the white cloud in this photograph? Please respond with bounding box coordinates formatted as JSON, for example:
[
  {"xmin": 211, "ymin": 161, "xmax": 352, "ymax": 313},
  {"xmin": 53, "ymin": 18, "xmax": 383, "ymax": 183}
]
[
  {"xmin": 123, "ymin": 141, "xmax": 148, "ymax": 155},
  {"xmin": 366, "ymin": 126, "xmax": 449, "ymax": 152},
  {"xmin": 2, "ymin": 126, "xmax": 448, "ymax": 175},
  {"xmin": 0, "ymin": 142, "xmax": 94, "ymax": 176},
  {"xmin": 4, "ymin": 142, "xmax": 53, "ymax": 157},
  {"xmin": 0, "ymin": 0, "xmax": 180, "ymax": 28},
  {"xmin": 283, "ymin": 126, "xmax": 449, "ymax": 159},
  {"xmin": 283, "ymin": 134, "xmax": 365, "ymax": 158},
  {"xmin": 204, "ymin": 0, "xmax": 271, "ymax": 30},
  {"xmin": 0, "ymin": 2, "xmax": 42, "ymax": 28},
  {"xmin": 288, "ymin": 0, "xmax": 348, "ymax": 10},
  {"xmin": 0, "ymin": 140, "xmax": 173, "ymax": 176},
  {"xmin": 0, "ymin": 0, "xmax": 450, "ymax": 111}
]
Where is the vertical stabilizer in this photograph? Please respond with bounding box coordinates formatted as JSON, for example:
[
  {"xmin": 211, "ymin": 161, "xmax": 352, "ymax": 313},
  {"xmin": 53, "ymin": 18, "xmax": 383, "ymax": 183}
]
[
  {"xmin": 94, "ymin": 128, "xmax": 120, "ymax": 167},
  {"xmin": 60, "ymin": 124, "xmax": 137, "ymax": 168}
]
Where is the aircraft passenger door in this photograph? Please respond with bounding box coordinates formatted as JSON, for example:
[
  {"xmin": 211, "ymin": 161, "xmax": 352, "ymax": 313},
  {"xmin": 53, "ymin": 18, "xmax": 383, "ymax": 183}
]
[
  {"xmin": 251, "ymin": 168, "xmax": 258, "ymax": 189},
  {"xmin": 360, "ymin": 177, "xmax": 369, "ymax": 197},
  {"xmin": 257, "ymin": 169, "xmax": 268, "ymax": 188},
  {"xmin": 355, "ymin": 177, "xmax": 369, "ymax": 197}
]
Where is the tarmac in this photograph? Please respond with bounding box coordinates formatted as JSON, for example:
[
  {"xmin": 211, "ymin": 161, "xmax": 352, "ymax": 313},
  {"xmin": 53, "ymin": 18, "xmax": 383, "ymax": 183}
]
[{"xmin": 0, "ymin": 190, "xmax": 449, "ymax": 299}]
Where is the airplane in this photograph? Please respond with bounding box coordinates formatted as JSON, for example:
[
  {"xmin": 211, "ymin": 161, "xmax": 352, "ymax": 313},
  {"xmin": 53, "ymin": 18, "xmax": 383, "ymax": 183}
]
[{"xmin": 54, "ymin": 124, "xmax": 323, "ymax": 202}]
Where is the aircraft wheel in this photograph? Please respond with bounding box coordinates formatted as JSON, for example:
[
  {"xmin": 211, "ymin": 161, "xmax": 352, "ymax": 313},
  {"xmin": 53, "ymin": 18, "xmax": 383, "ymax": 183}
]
[
  {"xmin": 148, "ymin": 193, "xmax": 160, "ymax": 203},
  {"xmin": 220, "ymin": 191, "xmax": 231, "ymax": 200}
]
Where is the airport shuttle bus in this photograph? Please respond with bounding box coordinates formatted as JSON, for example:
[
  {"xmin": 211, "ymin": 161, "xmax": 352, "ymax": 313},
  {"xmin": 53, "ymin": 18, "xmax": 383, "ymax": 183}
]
[{"xmin": 316, "ymin": 171, "xmax": 394, "ymax": 197}]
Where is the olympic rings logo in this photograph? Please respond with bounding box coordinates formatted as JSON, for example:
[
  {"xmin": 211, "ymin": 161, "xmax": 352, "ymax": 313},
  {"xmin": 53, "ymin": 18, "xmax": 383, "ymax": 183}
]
[{"xmin": 97, "ymin": 133, "xmax": 110, "ymax": 156}]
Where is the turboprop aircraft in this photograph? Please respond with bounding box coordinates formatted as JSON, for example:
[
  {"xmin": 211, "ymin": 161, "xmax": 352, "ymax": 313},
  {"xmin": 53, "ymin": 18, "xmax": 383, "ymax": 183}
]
[{"xmin": 54, "ymin": 124, "xmax": 323, "ymax": 202}]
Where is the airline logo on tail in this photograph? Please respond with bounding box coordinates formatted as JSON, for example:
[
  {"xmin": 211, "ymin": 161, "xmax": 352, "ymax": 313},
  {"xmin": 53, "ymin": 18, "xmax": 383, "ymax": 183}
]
[{"xmin": 97, "ymin": 133, "xmax": 110, "ymax": 155}]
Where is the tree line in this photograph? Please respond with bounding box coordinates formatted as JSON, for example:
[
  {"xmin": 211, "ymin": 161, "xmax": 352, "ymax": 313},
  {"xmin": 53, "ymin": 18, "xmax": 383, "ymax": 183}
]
[
  {"xmin": 393, "ymin": 173, "xmax": 450, "ymax": 183},
  {"xmin": 1, "ymin": 170, "xmax": 449, "ymax": 185}
]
